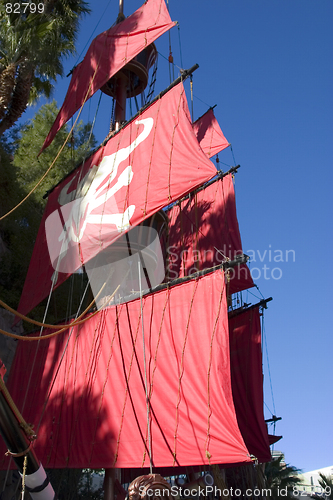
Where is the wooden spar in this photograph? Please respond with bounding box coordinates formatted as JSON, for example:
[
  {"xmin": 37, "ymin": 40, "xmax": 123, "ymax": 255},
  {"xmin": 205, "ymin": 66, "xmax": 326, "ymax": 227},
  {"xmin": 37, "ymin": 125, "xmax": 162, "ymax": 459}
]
[
  {"xmin": 115, "ymin": 253, "xmax": 250, "ymax": 304},
  {"xmin": 228, "ymin": 297, "xmax": 273, "ymax": 318},
  {"xmin": 165, "ymin": 165, "xmax": 241, "ymax": 211}
]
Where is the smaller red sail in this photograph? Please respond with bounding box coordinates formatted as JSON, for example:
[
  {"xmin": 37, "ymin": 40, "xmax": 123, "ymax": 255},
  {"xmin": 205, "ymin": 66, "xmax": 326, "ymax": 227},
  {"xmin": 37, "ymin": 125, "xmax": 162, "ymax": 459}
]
[
  {"xmin": 3, "ymin": 271, "xmax": 251, "ymax": 469},
  {"xmin": 229, "ymin": 307, "xmax": 271, "ymax": 463},
  {"xmin": 167, "ymin": 174, "xmax": 254, "ymax": 294},
  {"xmin": 193, "ymin": 109, "xmax": 229, "ymax": 158},
  {"xmin": 39, "ymin": 0, "xmax": 176, "ymax": 154},
  {"xmin": 17, "ymin": 82, "xmax": 217, "ymax": 318}
]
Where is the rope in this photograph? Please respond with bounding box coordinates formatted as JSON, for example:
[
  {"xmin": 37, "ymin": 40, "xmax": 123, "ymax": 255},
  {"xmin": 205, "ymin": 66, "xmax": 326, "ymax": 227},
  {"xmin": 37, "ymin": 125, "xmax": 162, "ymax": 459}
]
[
  {"xmin": 262, "ymin": 311, "xmax": 276, "ymax": 415},
  {"xmin": 20, "ymin": 455, "xmax": 28, "ymax": 500},
  {"xmin": 168, "ymin": 84, "xmax": 184, "ymax": 201},
  {"xmin": 173, "ymin": 279, "xmax": 198, "ymax": 465},
  {"xmin": 73, "ymin": 0, "xmax": 113, "ymax": 68},
  {"xmin": 204, "ymin": 271, "xmax": 225, "ymax": 462},
  {"xmin": 35, "ymin": 279, "xmax": 91, "ymax": 435},
  {"xmin": 88, "ymin": 306, "xmax": 120, "ymax": 465},
  {"xmin": 0, "ymin": 282, "xmax": 121, "ymax": 341},
  {"xmin": 157, "ymin": 50, "xmax": 183, "ymax": 73},
  {"xmin": 113, "ymin": 306, "xmax": 143, "ymax": 466},
  {"xmin": 168, "ymin": 179, "xmax": 230, "ymax": 274},
  {"xmin": 166, "ymin": 0, "xmax": 174, "ymax": 84},
  {"xmin": 177, "ymin": 22, "xmax": 184, "ymax": 69},
  {"xmin": 138, "ymin": 260, "xmax": 153, "ymax": 474},
  {"xmin": 143, "ymin": 96, "xmax": 162, "ymax": 216},
  {"xmin": 6, "ymin": 443, "xmax": 32, "ymax": 458},
  {"xmin": 20, "ymin": 265, "xmax": 59, "ymax": 413},
  {"xmin": 230, "ymin": 145, "xmax": 237, "ymax": 166},
  {"xmin": 0, "ymin": 377, "xmax": 36, "ymax": 441}
]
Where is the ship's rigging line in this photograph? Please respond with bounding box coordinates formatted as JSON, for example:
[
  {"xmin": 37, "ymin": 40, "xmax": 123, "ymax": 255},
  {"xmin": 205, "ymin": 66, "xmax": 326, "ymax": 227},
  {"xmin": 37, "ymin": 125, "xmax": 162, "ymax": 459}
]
[
  {"xmin": 20, "ymin": 258, "xmax": 60, "ymax": 418},
  {"xmin": 262, "ymin": 311, "xmax": 276, "ymax": 418},
  {"xmin": 177, "ymin": 23, "xmax": 184, "ymax": 69},
  {"xmin": 138, "ymin": 260, "xmax": 153, "ymax": 474},
  {"xmin": 0, "ymin": 282, "xmax": 118, "ymax": 341},
  {"xmin": 72, "ymin": 0, "xmax": 114, "ymax": 71},
  {"xmin": 34, "ymin": 280, "xmax": 91, "ymax": 435},
  {"xmin": 166, "ymin": 0, "xmax": 175, "ymax": 83}
]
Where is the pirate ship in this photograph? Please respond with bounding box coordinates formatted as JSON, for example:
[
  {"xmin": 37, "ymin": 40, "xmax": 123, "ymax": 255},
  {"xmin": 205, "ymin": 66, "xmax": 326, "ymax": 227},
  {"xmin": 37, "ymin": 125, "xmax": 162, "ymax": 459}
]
[{"xmin": 0, "ymin": 0, "xmax": 280, "ymax": 498}]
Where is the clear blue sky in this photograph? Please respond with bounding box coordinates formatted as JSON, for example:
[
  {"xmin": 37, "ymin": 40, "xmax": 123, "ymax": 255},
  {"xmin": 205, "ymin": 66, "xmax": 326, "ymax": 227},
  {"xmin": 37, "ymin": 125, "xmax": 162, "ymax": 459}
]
[{"xmin": 23, "ymin": 0, "xmax": 333, "ymax": 473}]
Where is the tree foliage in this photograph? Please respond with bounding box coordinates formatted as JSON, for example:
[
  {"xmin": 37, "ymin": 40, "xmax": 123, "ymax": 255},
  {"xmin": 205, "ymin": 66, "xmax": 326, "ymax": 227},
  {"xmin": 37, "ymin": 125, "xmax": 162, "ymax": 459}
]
[
  {"xmin": 318, "ymin": 473, "xmax": 333, "ymax": 500},
  {"xmin": 0, "ymin": 102, "xmax": 96, "ymax": 319},
  {"xmin": 13, "ymin": 100, "xmax": 97, "ymax": 209},
  {"xmin": 0, "ymin": 0, "xmax": 90, "ymax": 136},
  {"xmin": 264, "ymin": 454, "xmax": 302, "ymax": 500},
  {"xmin": 47, "ymin": 469, "xmax": 104, "ymax": 500}
]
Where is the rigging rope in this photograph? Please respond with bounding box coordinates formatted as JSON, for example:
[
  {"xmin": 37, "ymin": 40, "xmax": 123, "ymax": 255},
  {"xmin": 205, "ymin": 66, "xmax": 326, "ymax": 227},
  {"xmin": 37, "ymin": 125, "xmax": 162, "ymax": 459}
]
[
  {"xmin": 166, "ymin": 0, "xmax": 175, "ymax": 84},
  {"xmin": 73, "ymin": 0, "xmax": 113, "ymax": 69},
  {"xmin": 20, "ymin": 455, "xmax": 27, "ymax": 500},
  {"xmin": 0, "ymin": 377, "xmax": 36, "ymax": 441},
  {"xmin": 20, "ymin": 265, "xmax": 59, "ymax": 414},
  {"xmin": 138, "ymin": 260, "xmax": 153, "ymax": 474},
  {"xmin": 190, "ymin": 75, "xmax": 194, "ymax": 122},
  {"xmin": 0, "ymin": 281, "xmax": 105, "ymax": 331},
  {"xmin": 262, "ymin": 311, "xmax": 276, "ymax": 415},
  {"xmin": 204, "ymin": 270, "xmax": 225, "ymax": 463},
  {"xmin": 177, "ymin": 23, "xmax": 184, "ymax": 69},
  {"xmin": 35, "ymin": 279, "xmax": 90, "ymax": 434},
  {"xmin": 0, "ymin": 282, "xmax": 123, "ymax": 341},
  {"xmin": 173, "ymin": 279, "xmax": 198, "ymax": 465}
]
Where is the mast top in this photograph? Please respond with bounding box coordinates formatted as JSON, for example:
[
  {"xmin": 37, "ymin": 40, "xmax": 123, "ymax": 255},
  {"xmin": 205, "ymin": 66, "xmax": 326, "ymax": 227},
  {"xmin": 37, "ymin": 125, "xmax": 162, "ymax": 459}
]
[{"xmin": 117, "ymin": 0, "xmax": 125, "ymax": 23}]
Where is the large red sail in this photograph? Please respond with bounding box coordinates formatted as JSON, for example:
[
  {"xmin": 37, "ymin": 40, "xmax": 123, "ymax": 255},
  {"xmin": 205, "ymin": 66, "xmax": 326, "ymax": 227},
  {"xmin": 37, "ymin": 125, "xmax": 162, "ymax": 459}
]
[
  {"xmin": 39, "ymin": 0, "xmax": 176, "ymax": 153},
  {"xmin": 167, "ymin": 174, "xmax": 254, "ymax": 294},
  {"xmin": 17, "ymin": 82, "xmax": 217, "ymax": 318},
  {"xmin": 3, "ymin": 270, "xmax": 251, "ymax": 469},
  {"xmin": 229, "ymin": 307, "xmax": 271, "ymax": 462},
  {"xmin": 193, "ymin": 109, "xmax": 229, "ymax": 158}
]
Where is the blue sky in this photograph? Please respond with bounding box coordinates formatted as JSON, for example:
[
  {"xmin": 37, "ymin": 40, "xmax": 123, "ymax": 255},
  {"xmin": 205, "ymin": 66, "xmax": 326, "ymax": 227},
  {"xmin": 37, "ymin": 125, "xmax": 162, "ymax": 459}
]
[{"xmin": 22, "ymin": 0, "xmax": 332, "ymax": 473}]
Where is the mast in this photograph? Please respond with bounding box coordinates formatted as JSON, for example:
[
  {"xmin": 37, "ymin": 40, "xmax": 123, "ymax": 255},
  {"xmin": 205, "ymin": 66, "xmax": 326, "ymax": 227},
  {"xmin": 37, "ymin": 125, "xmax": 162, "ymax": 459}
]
[
  {"xmin": 102, "ymin": 0, "xmax": 158, "ymax": 131},
  {"xmin": 114, "ymin": 0, "xmax": 126, "ymax": 129},
  {"xmin": 0, "ymin": 363, "xmax": 55, "ymax": 499}
]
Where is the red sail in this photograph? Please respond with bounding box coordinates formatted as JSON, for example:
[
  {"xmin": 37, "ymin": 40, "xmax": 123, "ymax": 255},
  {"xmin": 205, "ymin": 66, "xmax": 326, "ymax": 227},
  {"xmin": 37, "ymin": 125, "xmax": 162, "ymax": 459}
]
[
  {"xmin": 229, "ymin": 307, "xmax": 271, "ymax": 463},
  {"xmin": 17, "ymin": 82, "xmax": 217, "ymax": 317},
  {"xmin": 39, "ymin": 0, "xmax": 176, "ymax": 153},
  {"xmin": 167, "ymin": 174, "xmax": 254, "ymax": 294},
  {"xmin": 3, "ymin": 270, "xmax": 251, "ymax": 469},
  {"xmin": 193, "ymin": 109, "xmax": 229, "ymax": 158}
]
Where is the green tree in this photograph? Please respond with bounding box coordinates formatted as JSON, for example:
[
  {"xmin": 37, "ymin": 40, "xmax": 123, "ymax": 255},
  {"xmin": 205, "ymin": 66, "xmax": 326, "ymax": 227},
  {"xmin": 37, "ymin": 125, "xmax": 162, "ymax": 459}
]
[
  {"xmin": 46, "ymin": 468, "xmax": 104, "ymax": 500},
  {"xmin": 13, "ymin": 100, "xmax": 97, "ymax": 210},
  {"xmin": 318, "ymin": 473, "xmax": 333, "ymax": 500},
  {"xmin": 0, "ymin": 101, "xmax": 96, "ymax": 317},
  {"xmin": 264, "ymin": 454, "xmax": 301, "ymax": 500},
  {"xmin": 0, "ymin": 0, "xmax": 90, "ymax": 136}
]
